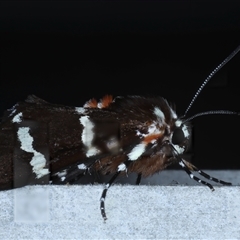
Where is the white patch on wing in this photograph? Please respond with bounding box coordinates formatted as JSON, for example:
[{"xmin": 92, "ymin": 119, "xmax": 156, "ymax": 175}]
[
  {"xmin": 106, "ymin": 137, "xmax": 119, "ymax": 150},
  {"xmin": 78, "ymin": 163, "xmax": 87, "ymax": 170},
  {"xmin": 137, "ymin": 122, "xmax": 162, "ymax": 137},
  {"xmin": 86, "ymin": 147, "xmax": 100, "ymax": 157},
  {"xmin": 117, "ymin": 163, "xmax": 126, "ymax": 172},
  {"xmin": 170, "ymin": 107, "xmax": 177, "ymax": 119},
  {"xmin": 12, "ymin": 112, "xmax": 23, "ymax": 123},
  {"xmin": 148, "ymin": 123, "xmax": 162, "ymax": 135},
  {"xmin": 80, "ymin": 116, "xmax": 100, "ymax": 157},
  {"xmin": 128, "ymin": 143, "xmax": 146, "ymax": 161},
  {"xmin": 75, "ymin": 107, "xmax": 85, "ymax": 114},
  {"xmin": 154, "ymin": 107, "xmax": 165, "ymax": 122},
  {"xmin": 80, "ymin": 116, "xmax": 94, "ymax": 146},
  {"xmin": 17, "ymin": 127, "xmax": 49, "ymax": 179}
]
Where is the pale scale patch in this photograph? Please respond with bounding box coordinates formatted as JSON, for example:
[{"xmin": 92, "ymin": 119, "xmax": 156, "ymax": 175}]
[
  {"xmin": 57, "ymin": 170, "xmax": 67, "ymax": 177},
  {"xmin": 170, "ymin": 107, "xmax": 177, "ymax": 119},
  {"xmin": 80, "ymin": 116, "xmax": 100, "ymax": 157},
  {"xmin": 148, "ymin": 123, "xmax": 158, "ymax": 134},
  {"xmin": 83, "ymin": 100, "xmax": 93, "ymax": 108},
  {"xmin": 97, "ymin": 102, "xmax": 103, "ymax": 108},
  {"xmin": 179, "ymin": 161, "xmax": 185, "ymax": 167},
  {"xmin": 106, "ymin": 137, "xmax": 119, "ymax": 150},
  {"xmin": 78, "ymin": 163, "xmax": 87, "ymax": 170},
  {"xmin": 8, "ymin": 104, "xmax": 18, "ymax": 116},
  {"xmin": 75, "ymin": 107, "xmax": 85, "ymax": 114},
  {"xmin": 17, "ymin": 127, "xmax": 49, "ymax": 179},
  {"xmin": 128, "ymin": 143, "xmax": 146, "ymax": 161},
  {"xmin": 173, "ymin": 144, "xmax": 185, "ymax": 154},
  {"xmin": 12, "ymin": 112, "xmax": 23, "ymax": 123},
  {"xmin": 136, "ymin": 122, "xmax": 162, "ymax": 139},
  {"xmin": 86, "ymin": 147, "xmax": 100, "ymax": 157},
  {"xmin": 182, "ymin": 124, "xmax": 190, "ymax": 138},
  {"xmin": 154, "ymin": 107, "xmax": 165, "ymax": 122},
  {"xmin": 175, "ymin": 120, "xmax": 182, "ymax": 127},
  {"xmin": 117, "ymin": 163, "xmax": 126, "ymax": 172}
]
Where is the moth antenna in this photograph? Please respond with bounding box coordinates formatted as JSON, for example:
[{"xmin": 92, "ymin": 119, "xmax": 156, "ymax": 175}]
[
  {"xmin": 184, "ymin": 44, "xmax": 240, "ymax": 117},
  {"xmin": 182, "ymin": 110, "xmax": 240, "ymax": 123}
]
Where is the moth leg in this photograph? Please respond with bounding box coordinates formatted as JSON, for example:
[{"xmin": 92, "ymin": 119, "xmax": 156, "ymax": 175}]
[
  {"xmin": 100, "ymin": 160, "xmax": 133, "ymax": 221},
  {"xmin": 50, "ymin": 166, "xmax": 87, "ymax": 184},
  {"xmin": 178, "ymin": 160, "xmax": 215, "ymax": 191},
  {"xmin": 136, "ymin": 173, "xmax": 142, "ymax": 185},
  {"xmin": 100, "ymin": 171, "xmax": 121, "ymax": 221},
  {"xmin": 182, "ymin": 159, "xmax": 232, "ymax": 186}
]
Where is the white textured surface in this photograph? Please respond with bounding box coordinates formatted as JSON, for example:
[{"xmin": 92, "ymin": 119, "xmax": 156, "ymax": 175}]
[{"xmin": 0, "ymin": 184, "xmax": 240, "ymax": 239}]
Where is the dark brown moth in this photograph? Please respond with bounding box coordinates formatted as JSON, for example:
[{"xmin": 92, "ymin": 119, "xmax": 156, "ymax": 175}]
[{"xmin": 0, "ymin": 44, "xmax": 240, "ymax": 221}]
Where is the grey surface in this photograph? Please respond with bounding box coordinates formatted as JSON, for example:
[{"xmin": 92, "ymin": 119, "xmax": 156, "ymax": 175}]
[
  {"xmin": 0, "ymin": 171, "xmax": 240, "ymax": 239},
  {"xmin": 115, "ymin": 170, "xmax": 240, "ymax": 186}
]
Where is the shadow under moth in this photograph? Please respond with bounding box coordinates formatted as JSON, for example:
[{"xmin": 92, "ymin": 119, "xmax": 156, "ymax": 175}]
[{"xmin": 0, "ymin": 44, "xmax": 240, "ymax": 221}]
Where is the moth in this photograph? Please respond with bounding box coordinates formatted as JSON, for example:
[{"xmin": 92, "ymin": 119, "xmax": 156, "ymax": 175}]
[{"xmin": 0, "ymin": 45, "xmax": 239, "ymax": 221}]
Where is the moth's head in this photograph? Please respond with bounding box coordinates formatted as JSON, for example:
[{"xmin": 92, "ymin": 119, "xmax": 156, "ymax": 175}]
[
  {"xmin": 168, "ymin": 118, "xmax": 191, "ymax": 155},
  {"xmin": 151, "ymin": 99, "xmax": 191, "ymax": 156}
]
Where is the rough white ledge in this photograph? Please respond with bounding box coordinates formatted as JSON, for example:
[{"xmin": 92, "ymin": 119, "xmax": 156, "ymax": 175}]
[{"xmin": 0, "ymin": 175, "xmax": 240, "ymax": 239}]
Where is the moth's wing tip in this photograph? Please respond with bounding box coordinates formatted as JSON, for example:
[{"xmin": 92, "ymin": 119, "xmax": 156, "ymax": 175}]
[{"xmin": 25, "ymin": 95, "xmax": 48, "ymax": 104}]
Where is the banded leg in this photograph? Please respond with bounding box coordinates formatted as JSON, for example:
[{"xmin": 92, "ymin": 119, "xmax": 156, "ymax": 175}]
[
  {"xmin": 182, "ymin": 159, "xmax": 232, "ymax": 185},
  {"xmin": 51, "ymin": 164, "xmax": 89, "ymax": 184},
  {"xmin": 178, "ymin": 160, "xmax": 215, "ymax": 191},
  {"xmin": 169, "ymin": 142, "xmax": 232, "ymax": 189},
  {"xmin": 100, "ymin": 171, "xmax": 121, "ymax": 221},
  {"xmin": 100, "ymin": 160, "xmax": 132, "ymax": 221},
  {"xmin": 136, "ymin": 173, "xmax": 142, "ymax": 185}
]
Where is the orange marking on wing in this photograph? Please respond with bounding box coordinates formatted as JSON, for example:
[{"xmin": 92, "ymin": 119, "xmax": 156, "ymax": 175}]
[
  {"xmin": 100, "ymin": 95, "xmax": 113, "ymax": 108},
  {"xmin": 143, "ymin": 133, "xmax": 163, "ymax": 144},
  {"xmin": 84, "ymin": 98, "xmax": 98, "ymax": 108}
]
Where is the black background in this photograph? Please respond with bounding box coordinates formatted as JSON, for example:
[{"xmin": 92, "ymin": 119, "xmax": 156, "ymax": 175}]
[{"xmin": 1, "ymin": 1, "xmax": 240, "ymax": 170}]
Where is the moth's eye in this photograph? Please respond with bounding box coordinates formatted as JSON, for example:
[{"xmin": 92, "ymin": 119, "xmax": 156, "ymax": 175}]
[{"xmin": 172, "ymin": 128, "xmax": 185, "ymax": 145}]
